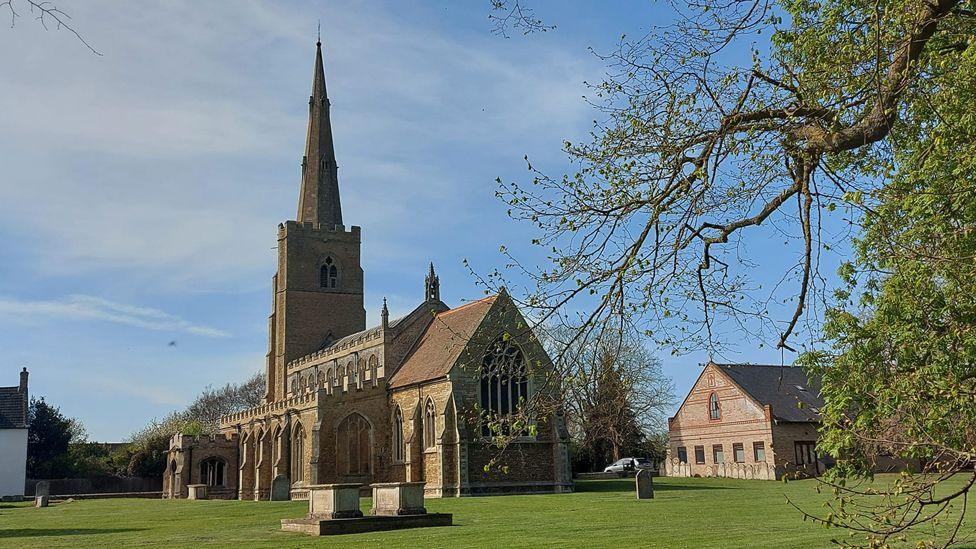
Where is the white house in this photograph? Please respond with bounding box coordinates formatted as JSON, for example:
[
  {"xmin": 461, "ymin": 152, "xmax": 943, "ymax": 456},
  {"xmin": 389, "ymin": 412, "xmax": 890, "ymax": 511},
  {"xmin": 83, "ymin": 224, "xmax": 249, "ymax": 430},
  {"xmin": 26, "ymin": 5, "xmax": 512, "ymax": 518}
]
[{"xmin": 0, "ymin": 368, "xmax": 29, "ymax": 498}]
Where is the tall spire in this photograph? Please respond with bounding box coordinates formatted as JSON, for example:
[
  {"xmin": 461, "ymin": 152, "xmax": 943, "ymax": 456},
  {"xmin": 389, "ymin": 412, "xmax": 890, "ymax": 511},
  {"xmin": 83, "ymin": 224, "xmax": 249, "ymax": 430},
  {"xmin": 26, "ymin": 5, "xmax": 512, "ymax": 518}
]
[
  {"xmin": 297, "ymin": 38, "xmax": 342, "ymax": 227},
  {"xmin": 425, "ymin": 262, "xmax": 440, "ymax": 302}
]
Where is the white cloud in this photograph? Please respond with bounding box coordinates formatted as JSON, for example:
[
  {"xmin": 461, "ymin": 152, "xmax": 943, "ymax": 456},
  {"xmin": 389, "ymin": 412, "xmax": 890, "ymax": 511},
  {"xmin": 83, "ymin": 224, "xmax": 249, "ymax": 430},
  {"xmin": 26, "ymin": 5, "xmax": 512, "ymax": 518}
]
[{"xmin": 0, "ymin": 294, "xmax": 230, "ymax": 337}]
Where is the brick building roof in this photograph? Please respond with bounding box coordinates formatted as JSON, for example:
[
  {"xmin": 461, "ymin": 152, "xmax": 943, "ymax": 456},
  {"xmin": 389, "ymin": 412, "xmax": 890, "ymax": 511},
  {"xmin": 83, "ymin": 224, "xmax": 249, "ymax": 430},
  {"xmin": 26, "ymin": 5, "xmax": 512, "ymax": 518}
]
[
  {"xmin": 0, "ymin": 386, "xmax": 27, "ymax": 429},
  {"xmin": 715, "ymin": 363, "xmax": 823, "ymax": 423},
  {"xmin": 388, "ymin": 295, "xmax": 497, "ymax": 389}
]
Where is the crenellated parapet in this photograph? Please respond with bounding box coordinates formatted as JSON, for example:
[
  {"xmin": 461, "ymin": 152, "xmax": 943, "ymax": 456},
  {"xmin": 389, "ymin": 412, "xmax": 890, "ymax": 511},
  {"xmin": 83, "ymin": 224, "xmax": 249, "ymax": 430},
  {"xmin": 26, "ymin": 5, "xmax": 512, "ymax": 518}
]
[
  {"xmin": 278, "ymin": 220, "xmax": 361, "ymax": 239},
  {"xmin": 287, "ymin": 327, "xmax": 383, "ymax": 371},
  {"xmin": 220, "ymin": 392, "xmax": 318, "ymax": 426}
]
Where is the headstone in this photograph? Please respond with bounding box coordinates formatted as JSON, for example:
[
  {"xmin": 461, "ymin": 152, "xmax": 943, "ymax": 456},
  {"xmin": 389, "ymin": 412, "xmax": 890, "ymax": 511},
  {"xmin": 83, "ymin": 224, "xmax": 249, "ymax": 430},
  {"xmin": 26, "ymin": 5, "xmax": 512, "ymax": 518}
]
[
  {"xmin": 35, "ymin": 495, "xmax": 49, "ymax": 508},
  {"xmin": 370, "ymin": 482, "xmax": 427, "ymax": 516},
  {"xmin": 34, "ymin": 480, "xmax": 50, "ymax": 498},
  {"xmin": 271, "ymin": 474, "xmax": 291, "ymax": 501},
  {"xmin": 187, "ymin": 484, "xmax": 208, "ymax": 500},
  {"xmin": 636, "ymin": 469, "xmax": 654, "ymax": 499},
  {"xmin": 307, "ymin": 484, "xmax": 363, "ymax": 519}
]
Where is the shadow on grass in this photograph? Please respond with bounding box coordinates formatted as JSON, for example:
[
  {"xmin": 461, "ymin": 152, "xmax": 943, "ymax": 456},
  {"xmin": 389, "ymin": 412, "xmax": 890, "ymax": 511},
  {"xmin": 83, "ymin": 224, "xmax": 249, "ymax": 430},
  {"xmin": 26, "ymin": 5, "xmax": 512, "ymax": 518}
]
[
  {"xmin": 574, "ymin": 479, "xmax": 729, "ymax": 493},
  {"xmin": 0, "ymin": 528, "xmax": 147, "ymax": 538}
]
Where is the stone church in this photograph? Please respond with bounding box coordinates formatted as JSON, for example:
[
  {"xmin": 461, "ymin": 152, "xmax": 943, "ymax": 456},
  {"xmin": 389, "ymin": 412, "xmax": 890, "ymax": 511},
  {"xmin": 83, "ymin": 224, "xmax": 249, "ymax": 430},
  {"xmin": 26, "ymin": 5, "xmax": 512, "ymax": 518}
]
[{"xmin": 163, "ymin": 42, "xmax": 572, "ymax": 500}]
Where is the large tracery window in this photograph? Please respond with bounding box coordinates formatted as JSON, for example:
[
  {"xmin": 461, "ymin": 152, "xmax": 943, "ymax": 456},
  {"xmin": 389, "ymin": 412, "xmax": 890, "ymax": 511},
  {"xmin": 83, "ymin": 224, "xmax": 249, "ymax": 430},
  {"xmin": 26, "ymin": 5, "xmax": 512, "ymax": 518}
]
[
  {"xmin": 392, "ymin": 406, "xmax": 405, "ymax": 463},
  {"xmin": 336, "ymin": 413, "xmax": 371, "ymax": 476},
  {"xmin": 320, "ymin": 256, "xmax": 339, "ymax": 289},
  {"xmin": 479, "ymin": 337, "xmax": 529, "ymax": 437},
  {"xmin": 200, "ymin": 457, "xmax": 225, "ymax": 487}
]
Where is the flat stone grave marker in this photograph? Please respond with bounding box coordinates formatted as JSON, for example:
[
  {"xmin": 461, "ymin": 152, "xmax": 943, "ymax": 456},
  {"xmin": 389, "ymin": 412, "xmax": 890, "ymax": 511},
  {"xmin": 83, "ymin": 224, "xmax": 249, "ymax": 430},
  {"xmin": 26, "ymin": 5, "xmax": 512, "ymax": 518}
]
[
  {"xmin": 636, "ymin": 469, "xmax": 654, "ymax": 499},
  {"xmin": 271, "ymin": 474, "xmax": 291, "ymax": 501},
  {"xmin": 34, "ymin": 480, "xmax": 50, "ymax": 498}
]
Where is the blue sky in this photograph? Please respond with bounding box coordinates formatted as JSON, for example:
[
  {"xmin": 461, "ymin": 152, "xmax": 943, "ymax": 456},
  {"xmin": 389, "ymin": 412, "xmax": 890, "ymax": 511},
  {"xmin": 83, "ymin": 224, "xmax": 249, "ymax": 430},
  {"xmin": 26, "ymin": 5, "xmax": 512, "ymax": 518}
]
[{"xmin": 0, "ymin": 0, "xmax": 810, "ymax": 441}]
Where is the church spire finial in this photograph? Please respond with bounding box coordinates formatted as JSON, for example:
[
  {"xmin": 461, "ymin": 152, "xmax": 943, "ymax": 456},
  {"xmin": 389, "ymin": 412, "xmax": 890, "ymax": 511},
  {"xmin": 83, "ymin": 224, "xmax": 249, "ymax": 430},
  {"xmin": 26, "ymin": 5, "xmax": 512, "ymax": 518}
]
[
  {"xmin": 381, "ymin": 297, "xmax": 389, "ymax": 329},
  {"xmin": 296, "ymin": 36, "xmax": 342, "ymax": 228},
  {"xmin": 425, "ymin": 262, "xmax": 440, "ymax": 302}
]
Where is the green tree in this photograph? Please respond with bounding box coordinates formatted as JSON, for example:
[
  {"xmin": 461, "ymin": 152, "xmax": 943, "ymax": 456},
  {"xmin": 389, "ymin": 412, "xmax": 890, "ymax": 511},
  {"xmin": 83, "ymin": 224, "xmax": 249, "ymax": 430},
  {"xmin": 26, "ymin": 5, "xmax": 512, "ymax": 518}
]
[
  {"xmin": 26, "ymin": 398, "xmax": 84, "ymax": 478},
  {"xmin": 490, "ymin": 0, "xmax": 975, "ymax": 544}
]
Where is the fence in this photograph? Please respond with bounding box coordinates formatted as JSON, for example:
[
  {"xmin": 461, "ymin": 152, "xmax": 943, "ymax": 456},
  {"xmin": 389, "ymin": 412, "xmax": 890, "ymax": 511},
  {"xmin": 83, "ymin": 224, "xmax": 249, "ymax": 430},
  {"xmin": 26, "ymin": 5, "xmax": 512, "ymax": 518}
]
[{"xmin": 25, "ymin": 476, "xmax": 162, "ymax": 497}]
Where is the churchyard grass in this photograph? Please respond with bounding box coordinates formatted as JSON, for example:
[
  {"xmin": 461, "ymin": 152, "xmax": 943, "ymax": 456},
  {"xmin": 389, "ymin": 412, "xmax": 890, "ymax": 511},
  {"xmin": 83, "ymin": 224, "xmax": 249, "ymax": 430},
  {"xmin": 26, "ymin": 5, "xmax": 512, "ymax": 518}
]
[{"xmin": 2, "ymin": 475, "xmax": 973, "ymax": 548}]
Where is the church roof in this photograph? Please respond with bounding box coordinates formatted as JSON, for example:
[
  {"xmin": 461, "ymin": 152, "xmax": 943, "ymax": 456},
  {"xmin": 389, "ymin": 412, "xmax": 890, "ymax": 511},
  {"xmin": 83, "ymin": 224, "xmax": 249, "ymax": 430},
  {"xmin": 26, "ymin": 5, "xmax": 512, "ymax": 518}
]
[
  {"xmin": 0, "ymin": 386, "xmax": 27, "ymax": 429},
  {"xmin": 388, "ymin": 295, "xmax": 498, "ymax": 389},
  {"xmin": 714, "ymin": 363, "xmax": 823, "ymax": 423}
]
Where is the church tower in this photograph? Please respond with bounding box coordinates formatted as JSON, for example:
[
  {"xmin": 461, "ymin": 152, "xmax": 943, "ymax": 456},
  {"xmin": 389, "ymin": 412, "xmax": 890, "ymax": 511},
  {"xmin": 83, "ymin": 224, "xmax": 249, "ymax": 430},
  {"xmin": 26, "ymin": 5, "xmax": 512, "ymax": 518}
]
[{"xmin": 265, "ymin": 40, "xmax": 366, "ymax": 402}]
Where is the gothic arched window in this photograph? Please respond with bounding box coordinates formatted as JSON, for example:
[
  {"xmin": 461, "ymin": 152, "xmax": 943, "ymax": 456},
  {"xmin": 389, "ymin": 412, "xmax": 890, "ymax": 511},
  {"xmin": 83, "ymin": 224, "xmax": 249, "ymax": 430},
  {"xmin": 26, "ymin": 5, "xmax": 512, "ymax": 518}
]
[
  {"xmin": 320, "ymin": 256, "xmax": 339, "ymax": 289},
  {"xmin": 480, "ymin": 337, "xmax": 528, "ymax": 437},
  {"xmin": 200, "ymin": 457, "xmax": 225, "ymax": 486},
  {"xmin": 292, "ymin": 424, "xmax": 306, "ymax": 483},
  {"xmin": 336, "ymin": 413, "xmax": 371, "ymax": 476},
  {"xmin": 368, "ymin": 355, "xmax": 378, "ymax": 385},
  {"xmin": 290, "ymin": 377, "xmax": 298, "ymax": 394},
  {"xmin": 709, "ymin": 392, "xmax": 721, "ymax": 420},
  {"xmin": 392, "ymin": 406, "xmax": 404, "ymax": 463},
  {"xmin": 423, "ymin": 399, "xmax": 436, "ymax": 449}
]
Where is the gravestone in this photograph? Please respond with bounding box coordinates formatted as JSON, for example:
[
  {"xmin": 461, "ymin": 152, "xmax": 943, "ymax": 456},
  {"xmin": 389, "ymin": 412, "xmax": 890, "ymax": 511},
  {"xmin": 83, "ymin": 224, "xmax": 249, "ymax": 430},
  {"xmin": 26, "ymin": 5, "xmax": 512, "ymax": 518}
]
[
  {"xmin": 636, "ymin": 469, "xmax": 654, "ymax": 499},
  {"xmin": 187, "ymin": 484, "xmax": 208, "ymax": 500},
  {"xmin": 34, "ymin": 480, "xmax": 50, "ymax": 498},
  {"xmin": 35, "ymin": 495, "xmax": 49, "ymax": 508},
  {"xmin": 271, "ymin": 475, "xmax": 291, "ymax": 501}
]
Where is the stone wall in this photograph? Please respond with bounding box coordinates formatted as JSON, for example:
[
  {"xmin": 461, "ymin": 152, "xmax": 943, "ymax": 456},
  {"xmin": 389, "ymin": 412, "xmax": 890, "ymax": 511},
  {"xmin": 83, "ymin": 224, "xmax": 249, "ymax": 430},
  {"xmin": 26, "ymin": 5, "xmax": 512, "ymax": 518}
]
[{"xmin": 163, "ymin": 433, "xmax": 239, "ymax": 499}]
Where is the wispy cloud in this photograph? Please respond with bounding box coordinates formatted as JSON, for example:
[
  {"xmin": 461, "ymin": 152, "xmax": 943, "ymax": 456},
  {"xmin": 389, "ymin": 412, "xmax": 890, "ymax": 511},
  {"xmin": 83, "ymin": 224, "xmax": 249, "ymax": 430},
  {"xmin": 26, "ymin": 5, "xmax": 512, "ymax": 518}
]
[{"xmin": 0, "ymin": 295, "xmax": 230, "ymax": 338}]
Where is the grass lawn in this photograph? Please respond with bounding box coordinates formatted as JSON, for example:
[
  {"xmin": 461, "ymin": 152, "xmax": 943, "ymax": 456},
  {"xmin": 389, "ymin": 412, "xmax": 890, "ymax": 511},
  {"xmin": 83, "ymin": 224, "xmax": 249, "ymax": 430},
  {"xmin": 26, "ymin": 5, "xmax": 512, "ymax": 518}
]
[{"xmin": 2, "ymin": 476, "xmax": 973, "ymax": 548}]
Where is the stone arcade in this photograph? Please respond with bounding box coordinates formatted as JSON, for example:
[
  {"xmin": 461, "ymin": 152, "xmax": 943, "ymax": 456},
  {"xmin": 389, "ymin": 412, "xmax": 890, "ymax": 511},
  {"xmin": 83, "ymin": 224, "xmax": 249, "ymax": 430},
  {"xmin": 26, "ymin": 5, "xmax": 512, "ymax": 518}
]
[{"xmin": 163, "ymin": 41, "xmax": 573, "ymax": 501}]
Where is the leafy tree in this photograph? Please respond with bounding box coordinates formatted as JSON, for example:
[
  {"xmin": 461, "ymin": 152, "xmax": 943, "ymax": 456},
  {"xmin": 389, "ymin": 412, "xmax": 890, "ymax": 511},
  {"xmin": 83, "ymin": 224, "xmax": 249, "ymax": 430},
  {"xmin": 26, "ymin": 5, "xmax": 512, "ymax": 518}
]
[
  {"xmin": 125, "ymin": 372, "xmax": 264, "ymax": 478},
  {"xmin": 26, "ymin": 398, "xmax": 85, "ymax": 478},
  {"xmin": 489, "ymin": 0, "xmax": 976, "ymax": 544},
  {"xmin": 544, "ymin": 322, "xmax": 673, "ymax": 472}
]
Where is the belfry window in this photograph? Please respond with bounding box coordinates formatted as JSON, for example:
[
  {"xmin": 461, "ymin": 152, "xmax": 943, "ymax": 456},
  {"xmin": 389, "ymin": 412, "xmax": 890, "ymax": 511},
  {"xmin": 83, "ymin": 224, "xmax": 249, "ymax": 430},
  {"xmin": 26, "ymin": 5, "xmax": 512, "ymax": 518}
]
[
  {"xmin": 200, "ymin": 457, "xmax": 225, "ymax": 487},
  {"xmin": 479, "ymin": 336, "xmax": 529, "ymax": 437},
  {"xmin": 320, "ymin": 256, "xmax": 338, "ymax": 289}
]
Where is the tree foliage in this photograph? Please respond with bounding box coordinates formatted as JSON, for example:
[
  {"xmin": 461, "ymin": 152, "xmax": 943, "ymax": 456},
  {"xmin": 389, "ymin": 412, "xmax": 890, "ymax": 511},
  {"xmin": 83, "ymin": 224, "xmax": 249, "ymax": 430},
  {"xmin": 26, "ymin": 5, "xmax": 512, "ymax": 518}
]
[
  {"xmin": 543, "ymin": 322, "xmax": 673, "ymax": 472},
  {"xmin": 490, "ymin": 0, "xmax": 976, "ymax": 545},
  {"xmin": 123, "ymin": 372, "xmax": 265, "ymax": 478},
  {"xmin": 26, "ymin": 398, "xmax": 86, "ymax": 478}
]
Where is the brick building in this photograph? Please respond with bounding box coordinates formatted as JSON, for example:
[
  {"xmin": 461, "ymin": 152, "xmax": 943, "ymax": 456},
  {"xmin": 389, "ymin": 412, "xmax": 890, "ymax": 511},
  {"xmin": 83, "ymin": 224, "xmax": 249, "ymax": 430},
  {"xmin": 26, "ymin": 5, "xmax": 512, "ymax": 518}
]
[
  {"xmin": 665, "ymin": 362, "xmax": 825, "ymax": 480},
  {"xmin": 163, "ymin": 41, "xmax": 572, "ymax": 500}
]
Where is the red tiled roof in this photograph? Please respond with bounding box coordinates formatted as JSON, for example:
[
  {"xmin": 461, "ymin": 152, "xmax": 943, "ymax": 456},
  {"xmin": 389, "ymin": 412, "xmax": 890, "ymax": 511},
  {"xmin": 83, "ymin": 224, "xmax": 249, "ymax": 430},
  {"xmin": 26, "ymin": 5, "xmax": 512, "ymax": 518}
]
[{"xmin": 388, "ymin": 295, "xmax": 497, "ymax": 388}]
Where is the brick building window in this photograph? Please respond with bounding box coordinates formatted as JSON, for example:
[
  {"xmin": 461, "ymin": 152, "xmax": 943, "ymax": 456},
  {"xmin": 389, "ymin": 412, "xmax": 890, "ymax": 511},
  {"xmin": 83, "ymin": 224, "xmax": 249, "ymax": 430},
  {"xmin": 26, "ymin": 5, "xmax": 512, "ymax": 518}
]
[
  {"xmin": 320, "ymin": 256, "xmax": 339, "ymax": 289},
  {"xmin": 200, "ymin": 457, "xmax": 225, "ymax": 486},
  {"xmin": 733, "ymin": 443, "xmax": 745, "ymax": 463},
  {"xmin": 694, "ymin": 446, "xmax": 705, "ymax": 464},
  {"xmin": 392, "ymin": 406, "xmax": 404, "ymax": 463},
  {"xmin": 712, "ymin": 444, "xmax": 724, "ymax": 463},
  {"xmin": 677, "ymin": 446, "xmax": 688, "ymax": 464},
  {"xmin": 479, "ymin": 336, "xmax": 529, "ymax": 437},
  {"xmin": 753, "ymin": 441, "xmax": 766, "ymax": 462},
  {"xmin": 708, "ymin": 392, "xmax": 721, "ymax": 420},
  {"xmin": 794, "ymin": 441, "xmax": 817, "ymax": 465},
  {"xmin": 423, "ymin": 399, "xmax": 436, "ymax": 449}
]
